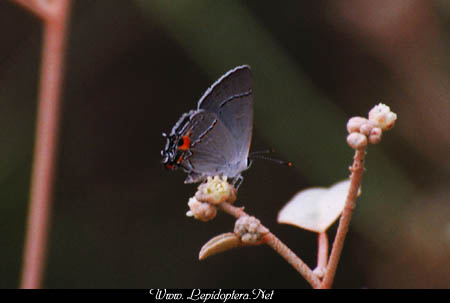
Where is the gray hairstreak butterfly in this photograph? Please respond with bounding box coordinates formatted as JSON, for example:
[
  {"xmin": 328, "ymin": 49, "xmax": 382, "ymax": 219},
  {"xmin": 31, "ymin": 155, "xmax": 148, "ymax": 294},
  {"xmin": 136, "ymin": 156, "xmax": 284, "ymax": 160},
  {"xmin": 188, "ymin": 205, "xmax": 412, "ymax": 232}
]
[{"xmin": 161, "ymin": 65, "xmax": 253, "ymax": 187}]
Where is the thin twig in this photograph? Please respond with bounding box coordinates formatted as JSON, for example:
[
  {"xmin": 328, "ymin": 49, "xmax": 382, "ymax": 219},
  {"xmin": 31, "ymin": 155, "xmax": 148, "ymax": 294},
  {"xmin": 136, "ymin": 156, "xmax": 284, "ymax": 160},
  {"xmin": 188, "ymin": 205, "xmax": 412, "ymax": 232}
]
[
  {"xmin": 316, "ymin": 232, "xmax": 328, "ymax": 274},
  {"xmin": 19, "ymin": 0, "xmax": 72, "ymax": 289},
  {"xmin": 320, "ymin": 149, "xmax": 366, "ymax": 289},
  {"xmin": 264, "ymin": 233, "xmax": 321, "ymax": 288},
  {"xmin": 217, "ymin": 202, "xmax": 245, "ymax": 218},
  {"xmin": 218, "ymin": 202, "xmax": 321, "ymax": 289}
]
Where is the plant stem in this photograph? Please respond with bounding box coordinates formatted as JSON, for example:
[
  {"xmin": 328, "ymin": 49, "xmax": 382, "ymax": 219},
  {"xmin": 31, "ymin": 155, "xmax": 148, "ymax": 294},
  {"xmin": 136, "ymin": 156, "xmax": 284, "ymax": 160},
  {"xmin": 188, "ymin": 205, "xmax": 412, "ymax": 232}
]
[
  {"xmin": 19, "ymin": 0, "xmax": 72, "ymax": 289},
  {"xmin": 316, "ymin": 232, "xmax": 328, "ymax": 272},
  {"xmin": 320, "ymin": 149, "xmax": 366, "ymax": 289},
  {"xmin": 218, "ymin": 202, "xmax": 321, "ymax": 289},
  {"xmin": 217, "ymin": 201, "xmax": 245, "ymax": 218},
  {"xmin": 263, "ymin": 233, "xmax": 321, "ymax": 288}
]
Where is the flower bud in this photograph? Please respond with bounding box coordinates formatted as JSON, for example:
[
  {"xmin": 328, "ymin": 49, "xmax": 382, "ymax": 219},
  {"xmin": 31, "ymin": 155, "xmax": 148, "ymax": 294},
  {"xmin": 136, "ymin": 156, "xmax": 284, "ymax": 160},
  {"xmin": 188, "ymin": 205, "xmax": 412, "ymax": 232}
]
[
  {"xmin": 234, "ymin": 216, "xmax": 269, "ymax": 244},
  {"xmin": 368, "ymin": 127, "xmax": 382, "ymax": 144},
  {"xmin": 195, "ymin": 176, "xmax": 236, "ymax": 205},
  {"xmin": 359, "ymin": 120, "xmax": 377, "ymax": 136},
  {"xmin": 347, "ymin": 132, "xmax": 367, "ymax": 150},
  {"xmin": 347, "ymin": 117, "xmax": 367, "ymax": 134},
  {"xmin": 187, "ymin": 197, "xmax": 217, "ymax": 222},
  {"xmin": 368, "ymin": 103, "xmax": 397, "ymax": 131}
]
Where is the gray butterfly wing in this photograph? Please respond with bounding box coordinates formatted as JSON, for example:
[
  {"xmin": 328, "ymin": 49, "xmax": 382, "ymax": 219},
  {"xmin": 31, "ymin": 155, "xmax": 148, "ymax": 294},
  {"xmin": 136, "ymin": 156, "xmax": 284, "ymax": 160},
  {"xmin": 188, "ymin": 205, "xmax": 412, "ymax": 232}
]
[
  {"xmin": 181, "ymin": 110, "xmax": 241, "ymax": 183},
  {"xmin": 197, "ymin": 65, "xmax": 253, "ymax": 167}
]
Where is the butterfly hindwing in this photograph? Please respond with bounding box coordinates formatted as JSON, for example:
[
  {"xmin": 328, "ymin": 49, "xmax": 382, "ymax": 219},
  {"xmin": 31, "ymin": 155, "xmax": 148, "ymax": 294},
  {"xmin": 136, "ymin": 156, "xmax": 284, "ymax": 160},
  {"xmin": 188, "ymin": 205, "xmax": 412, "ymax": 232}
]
[{"xmin": 197, "ymin": 65, "xmax": 253, "ymax": 163}]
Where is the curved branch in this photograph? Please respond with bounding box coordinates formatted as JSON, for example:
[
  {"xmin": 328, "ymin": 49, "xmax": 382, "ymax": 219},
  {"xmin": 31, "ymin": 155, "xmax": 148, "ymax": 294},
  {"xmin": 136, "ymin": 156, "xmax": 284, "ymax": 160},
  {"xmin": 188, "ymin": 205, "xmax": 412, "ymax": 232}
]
[{"xmin": 218, "ymin": 202, "xmax": 321, "ymax": 289}]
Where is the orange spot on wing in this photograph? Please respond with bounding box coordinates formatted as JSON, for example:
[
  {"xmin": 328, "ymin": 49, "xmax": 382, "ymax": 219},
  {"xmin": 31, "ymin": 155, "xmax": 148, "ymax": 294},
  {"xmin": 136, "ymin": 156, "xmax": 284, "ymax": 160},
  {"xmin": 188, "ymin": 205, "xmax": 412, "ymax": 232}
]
[{"xmin": 178, "ymin": 133, "xmax": 191, "ymax": 151}]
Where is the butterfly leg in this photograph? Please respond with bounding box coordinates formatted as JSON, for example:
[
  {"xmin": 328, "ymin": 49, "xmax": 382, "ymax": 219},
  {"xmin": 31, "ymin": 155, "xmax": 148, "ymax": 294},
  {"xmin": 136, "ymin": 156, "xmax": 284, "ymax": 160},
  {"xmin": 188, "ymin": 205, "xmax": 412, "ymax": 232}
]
[{"xmin": 231, "ymin": 175, "xmax": 244, "ymax": 191}]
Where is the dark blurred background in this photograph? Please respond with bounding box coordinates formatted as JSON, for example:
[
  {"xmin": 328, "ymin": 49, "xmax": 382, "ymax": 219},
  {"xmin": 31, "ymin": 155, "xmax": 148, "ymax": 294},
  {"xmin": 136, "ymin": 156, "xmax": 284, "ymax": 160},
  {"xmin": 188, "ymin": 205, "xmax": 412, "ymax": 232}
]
[{"xmin": 0, "ymin": 0, "xmax": 449, "ymax": 288}]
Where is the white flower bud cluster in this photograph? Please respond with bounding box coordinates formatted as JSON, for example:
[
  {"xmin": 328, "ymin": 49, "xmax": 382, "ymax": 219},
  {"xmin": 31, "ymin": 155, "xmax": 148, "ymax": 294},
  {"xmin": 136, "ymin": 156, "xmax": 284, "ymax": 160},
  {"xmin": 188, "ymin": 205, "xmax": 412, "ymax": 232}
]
[
  {"xmin": 234, "ymin": 216, "xmax": 269, "ymax": 244},
  {"xmin": 346, "ymin": 103, "xmax": 397, "ymax": 149},
  {"xmin": 368, "ymin": 103, "xmax": 397, "ymax": 131},
  {"xmin": 195, "ymin": 176, "xmax": 236, "ymax": 205},
  {"xmin": 186, "ymin": 197, "xmax": 217, "ymax": 222},
  {"xmin": 187, "ymin": 176, "xmax": 237, "ymax": 222}
]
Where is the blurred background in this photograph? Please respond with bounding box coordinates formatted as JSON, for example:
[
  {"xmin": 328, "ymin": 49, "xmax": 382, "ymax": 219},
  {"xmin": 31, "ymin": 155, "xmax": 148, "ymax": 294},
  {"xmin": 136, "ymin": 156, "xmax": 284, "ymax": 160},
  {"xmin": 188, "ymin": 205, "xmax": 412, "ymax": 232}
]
[{"xmin": 0, "ymin": 0, "xmax": 449, "ymax": 288}]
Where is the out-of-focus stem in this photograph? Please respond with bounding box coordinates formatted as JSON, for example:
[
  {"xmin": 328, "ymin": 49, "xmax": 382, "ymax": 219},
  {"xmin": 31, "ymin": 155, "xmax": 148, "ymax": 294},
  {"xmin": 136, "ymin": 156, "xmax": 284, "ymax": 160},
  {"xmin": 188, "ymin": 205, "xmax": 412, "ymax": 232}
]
[{"xmin": 19, "ymin": 0, "xmax": 72, "ymax": 289}]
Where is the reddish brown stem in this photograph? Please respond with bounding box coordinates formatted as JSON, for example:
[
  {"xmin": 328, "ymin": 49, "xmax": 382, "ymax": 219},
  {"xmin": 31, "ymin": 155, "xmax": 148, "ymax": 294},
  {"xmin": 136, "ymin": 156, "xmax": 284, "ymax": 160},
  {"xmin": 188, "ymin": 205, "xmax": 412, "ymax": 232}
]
[
  {"xmin": 19, "ymin": 0, "xmax": 72, "ymax": 289},
  {"xmin": 263, "ymin": 233, "xmax": 321, "ymax": 289},
  {"xmin": 320, "ymin": 149, "xmax": 366, "ymax": 289},
  {"xmin": 217, "ymin": 202, "xmax": 246, "ymax": 218},
  {"xmin": 316, "ymin": 232, "xmax": 328, "ymax": 272},
  {"xmin": 218, "ymin": 202, "xmax": 321, "ymax": 288}
]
